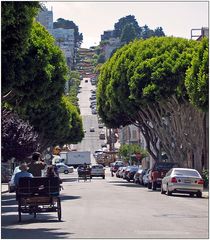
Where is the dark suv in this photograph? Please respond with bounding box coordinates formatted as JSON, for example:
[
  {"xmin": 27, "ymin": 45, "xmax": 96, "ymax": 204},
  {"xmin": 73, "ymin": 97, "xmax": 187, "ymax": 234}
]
[{"xmin": 148, "ymin": 162, "xmax": 178, "ymax": 190}]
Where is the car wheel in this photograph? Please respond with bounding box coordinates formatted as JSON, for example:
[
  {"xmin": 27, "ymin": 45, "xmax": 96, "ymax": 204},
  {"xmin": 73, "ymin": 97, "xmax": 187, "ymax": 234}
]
[
  {"xmin": 152, "ymin": 182, "xmax": 157, "ymax": 191},
  {"xmin": 148, "ymin": 182, "xmax": 152, "ymax": 189},
  {"xmin": 64, "ymin": 170, "xmax": 69, "ymax": 174},
  {"xmin": 102, "ymin": 175, "xmax": 105, "ymax": 179},
  {"xmin": 161, "ymin": 185, "xmax": 166, "ymax": 194},
  {"xmin": 189, "ymin": 193, "xmax": 194, "ymax": 197},
  {"xmin": 196, "ymin": 191, "xmax": 202, "ymax": 198},
  {"xmin": 167, "ymin": 185, "xmax": 172, "ymax": 196}
]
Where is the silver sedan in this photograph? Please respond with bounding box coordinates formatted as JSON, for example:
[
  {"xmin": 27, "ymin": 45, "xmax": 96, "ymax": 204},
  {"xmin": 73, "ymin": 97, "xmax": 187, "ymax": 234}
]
[{"xmin": 161, "ymin": 168, "xmax": 204, "ymax": 197}]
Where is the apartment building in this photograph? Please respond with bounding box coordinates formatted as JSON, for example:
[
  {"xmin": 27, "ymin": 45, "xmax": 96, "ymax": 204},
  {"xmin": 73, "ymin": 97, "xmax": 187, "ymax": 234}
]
[
  {"xmin": 36, "ymin": 6, "xmax": 53, "ymax": 34},
  {"xmin": 118, "ymin": 125, "xmax": 153, "ymax": 169}
]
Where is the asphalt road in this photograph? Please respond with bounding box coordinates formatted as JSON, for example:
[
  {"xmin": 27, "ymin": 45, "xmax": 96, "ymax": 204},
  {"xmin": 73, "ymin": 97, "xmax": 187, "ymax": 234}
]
[
  {"xmin": 1, "ymin": 171, "xmax": 209, "ymax": 239},
  {"xmin": 2, "ymin": 78, "xmax": 208, "ymax": 239},
  {"xmin": 72, "ymin": 78, "xmax": 106, "ymax": 164}
]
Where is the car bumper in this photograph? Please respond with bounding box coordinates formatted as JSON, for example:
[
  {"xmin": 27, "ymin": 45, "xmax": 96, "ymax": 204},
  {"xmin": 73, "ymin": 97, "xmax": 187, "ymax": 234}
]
[
  {"xmin": 168, "ymin": 183, "xmax": 203, "ymax": 193},
  {"xmin": 91, "ymin": 173, "xmax": 104, "ymax": 176}
]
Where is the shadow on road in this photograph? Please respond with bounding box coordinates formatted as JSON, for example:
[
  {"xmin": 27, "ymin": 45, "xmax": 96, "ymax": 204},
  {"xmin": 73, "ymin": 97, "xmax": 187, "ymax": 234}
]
[
  {"xmin": 61, "ymin": 195, "xmax": 81, "ymax": 201},
  {"xmin": 1, "ymin": 192, "xmax": 77, "ymax": 239},
  {"xmin": 108, "ymin": 180, "xmax": 144, "ymax": 188},
  {"xmin": 60, "ymin": 177, "xmax": 78, "ymax": 183},
  {"xmin": 1, "ymin": 226, "xmax": 73, "ymax": 239}
]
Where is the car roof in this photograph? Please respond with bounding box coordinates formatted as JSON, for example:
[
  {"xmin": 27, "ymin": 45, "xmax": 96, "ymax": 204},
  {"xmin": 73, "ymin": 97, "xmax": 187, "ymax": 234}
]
[{"xmin": 172, "ymin": 168, "xmax": 198, "ymax": 171}]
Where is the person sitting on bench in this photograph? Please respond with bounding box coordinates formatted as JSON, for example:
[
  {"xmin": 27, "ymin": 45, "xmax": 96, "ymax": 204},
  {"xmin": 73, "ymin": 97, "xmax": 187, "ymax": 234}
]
[{"xmin": 14, "ymin": 162, "xmax": 33, "ymax": 187}]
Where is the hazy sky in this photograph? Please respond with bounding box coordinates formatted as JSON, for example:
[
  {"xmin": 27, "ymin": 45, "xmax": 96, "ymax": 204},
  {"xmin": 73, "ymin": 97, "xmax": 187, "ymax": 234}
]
[{"xmin": 44, "ymin": 1, "xmax": 209, "ymax": 48}]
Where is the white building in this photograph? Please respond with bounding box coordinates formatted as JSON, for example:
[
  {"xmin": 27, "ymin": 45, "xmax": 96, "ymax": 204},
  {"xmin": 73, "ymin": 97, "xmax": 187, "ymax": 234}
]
[
  {"xmin": 102, "ymin": 37, "xmax": 122, "ymax": 60},
  {"xmin": 36, "ymin": 6, "xmax": 53, "ymax": 34},
  {"xmin": 52, "ymin": 28, "xmax": 75, "ymax": 68},
  {"xmin": 119, "ymin": 124, "xmax": 154, "ymax": 169}
]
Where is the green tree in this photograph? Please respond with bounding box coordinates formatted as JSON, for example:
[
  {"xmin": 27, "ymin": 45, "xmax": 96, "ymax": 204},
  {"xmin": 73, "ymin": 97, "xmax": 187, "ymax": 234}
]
[
  {"xmin": 154, "ymin": 27, "xmax": 165, "ymax": 37},
  {"xmin": 120, "ymin": 23, "xmax": 137, "ymax": 44},
  {"xmin": 10, "ymin": 22, "xmax": 68, "ymax": 112},
  {"xmin": 119, "ymin": 144, "xmax": 148, "ymax": 164},
  {"xmin": 3, "ymin": 19, "xmax": 84, "ymax": 153},
  {"xmin": 97, "ymin": 53, "xmax": 106, "ymax": 64},
  {"xmin": 26, "ymin": 96, "xmax": 84, "ymax": 150},
  {"xmin": 114, "ymin": 15, "xmax": 141, "ymax": 39},
  {"xmin": 97, "ymin": 37, "xmax": 207, "ymax": 173},
  {"xmin": 185, "ymin": 37, "xmax": 209, "ymax": 112},
  {"xmin": 2, "ymin": 1, "xmax": 40, "ymax": 96},
  {"xmin": 141, "ymin": 25, "xmax": 155, "ymax": 39}
]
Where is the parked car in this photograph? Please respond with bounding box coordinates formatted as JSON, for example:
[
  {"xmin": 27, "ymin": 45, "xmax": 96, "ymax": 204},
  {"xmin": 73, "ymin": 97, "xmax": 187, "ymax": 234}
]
[
  {"xmin": 148, "ymin": 162, "xmax": 179, "ymax": 190},
  {"xmin": 139, "ymin": 169, "xmax": 148, "ymax": 185},
  {"xmin": 99, "ymin": 131, "xmax": 106, "ymax": 140},
  {"xmin": 98, "ymin": 123, "xmax": 104, "ymax": 128},
  {"xmin": 133, "ymin": 167, "xmax": 143, "ymax": 184},
  {"xmin": 90, "ymin": 127, "xmax": 95, "ymax": 132},
  {"xmin": 92, "ymin": 109, "xmax": 97, "ymax": 114},
  {"xmin": 56, "ymin": 163, "xmax": 74, "ymax": 174},
  {"xmin": 91, "ymin": 164, "xmax": 105, "ymax": 179},
  {"xmin": 118, "ymin": 166, "xmax": 127, "ymax": 178},
  {"xmin": 110, "ymin": 161, "xmax": 124, "ymax": 174},
  {"xmin": 8, "ymin": 166, "xmax": 21, "ymax": 193},
  {"xmin": 116, "ymin": 166, "xmax": 124, "ymax": 178},
  {"xmin": 90, "ymin": 101, "xmax": 97, "ymax": 107},
  {"xmin": 143, "ymin": 169, "xmax": 151, "ymax": 187},
  {"xmin": 161, "ymin": 168, "xmax": 204, "ymax": 197},
  {"xmin": 101, "ymin": 143, "xmax": 107, "ymax": 148},
  {"xmin": 123, "ymin": 166, "xmax": 132, "ymax": 179},
  {"xmin": 89, "ymin": 96, "xmax": 96, "ymax": 100},
  {"xmin": 125, "ymin": 166, "xmax": 139, "ymax": 182}
]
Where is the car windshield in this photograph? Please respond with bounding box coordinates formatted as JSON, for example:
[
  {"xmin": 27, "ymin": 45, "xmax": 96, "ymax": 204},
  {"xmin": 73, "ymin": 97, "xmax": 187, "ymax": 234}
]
[
  {"xmin": 130, "ymin": 166, "xmax": 139, "ymax": 171},
  {"xmin": 154, "ymin": 163, "xmax": 177, "ymax": 171},
  {"xmin": 174, "ymin": 169, "xmax": 200, "ymax": 177},
  {"xmin": 92, "ymin": 165, "xmax": 103, "ymax": 169}
]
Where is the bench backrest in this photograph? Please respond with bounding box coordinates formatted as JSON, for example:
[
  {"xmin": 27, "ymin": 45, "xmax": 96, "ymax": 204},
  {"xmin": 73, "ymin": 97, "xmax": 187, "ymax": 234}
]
[{"xmin": 17, "ymin": 177, "xmax": 60, "ymax": 196}]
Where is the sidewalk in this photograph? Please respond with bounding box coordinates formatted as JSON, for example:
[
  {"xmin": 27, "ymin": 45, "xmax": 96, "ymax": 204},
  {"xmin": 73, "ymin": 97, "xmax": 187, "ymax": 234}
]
[{"xmin": 1, "ymin": 183, "xmax": 208, "ymax": 198}]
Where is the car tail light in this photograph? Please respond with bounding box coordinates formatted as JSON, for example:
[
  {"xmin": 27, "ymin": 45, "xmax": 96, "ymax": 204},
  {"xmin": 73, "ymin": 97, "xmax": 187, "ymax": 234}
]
[
  {"xmin": 197, "ymin": 179, "xmax": 204, "ymax": 184},
  {"xmin": 171, "ymin": 177, "xmax": 177, "ymax": 183}
]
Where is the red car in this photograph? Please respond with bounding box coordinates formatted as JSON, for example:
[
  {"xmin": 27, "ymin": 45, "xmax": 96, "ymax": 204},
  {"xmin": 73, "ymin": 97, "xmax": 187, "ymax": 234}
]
[{"xmin": 148, "ymin": 162, "xmax": 178, "ymax": 190}]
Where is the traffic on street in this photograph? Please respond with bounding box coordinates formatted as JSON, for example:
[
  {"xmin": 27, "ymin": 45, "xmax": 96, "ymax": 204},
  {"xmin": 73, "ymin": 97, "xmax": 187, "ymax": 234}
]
[
  {"xmin": 1, "ymin": 76, "xmax": 209, "ymax": 239},
  {"xmin": 2, "ymin": 170, "xmax": 208, "ymax": 239}
]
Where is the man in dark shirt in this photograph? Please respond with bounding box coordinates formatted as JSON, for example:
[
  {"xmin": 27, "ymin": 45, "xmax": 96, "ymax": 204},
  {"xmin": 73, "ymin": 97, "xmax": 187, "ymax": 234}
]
[{"xmin": 28, "ymin": 152, "xmax": 46, "ymax": 177}]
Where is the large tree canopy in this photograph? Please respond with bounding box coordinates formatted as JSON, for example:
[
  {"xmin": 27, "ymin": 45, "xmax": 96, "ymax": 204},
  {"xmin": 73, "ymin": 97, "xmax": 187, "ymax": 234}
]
[
  {"xmin": 1, "ymin": 1, "xmax": 40, "ymax": 96},
  {"xmin": 2, "ymin": 3, "xmax": 84, "ymax": 161},
  {"xmin": 120, "ymin": 23, "xmax": 137, "ymax": 44},
  {"xmin": 12, "ymin": 22, "xmax": 68, "ymax": 111},
  {"xmin": 97, "ymin": 37, "xmax": 208, "ymax": 172},
  {"xmin": 114, "ymin": 15, "xmax": 141, "ymax": 39},
  {"xmin": 11, "ymin": 22, "xmax": 84, "ymax": 148},
  {"xmin": 185, "ymin": 37, "xmax": 209, "ymax": 112}
]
